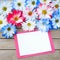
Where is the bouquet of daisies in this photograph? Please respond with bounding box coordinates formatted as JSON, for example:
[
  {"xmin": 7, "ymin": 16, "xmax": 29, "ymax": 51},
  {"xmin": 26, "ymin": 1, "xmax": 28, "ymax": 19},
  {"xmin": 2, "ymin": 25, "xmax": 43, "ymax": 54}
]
[{"xmin": 0, "ymin": 0, "xmax": 60, "ymax": 38}]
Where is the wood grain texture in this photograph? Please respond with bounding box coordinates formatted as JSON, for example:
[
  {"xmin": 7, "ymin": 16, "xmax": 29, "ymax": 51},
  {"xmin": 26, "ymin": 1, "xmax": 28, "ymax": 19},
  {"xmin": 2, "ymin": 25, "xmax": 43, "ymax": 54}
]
[
  {"xmin": 0, "ymin": 50, "xmax": 60, "ymax": 60},
  {"xmin": 0, "ymin": 30, "xmax": 60, "ymax": 60},
  {"xmin": 0, "ymin": 38, "xmax": 60, "ymax": 49},
  {"xmin": 51, "ymin": 29, "xmax": 60, "ymax": 38}
]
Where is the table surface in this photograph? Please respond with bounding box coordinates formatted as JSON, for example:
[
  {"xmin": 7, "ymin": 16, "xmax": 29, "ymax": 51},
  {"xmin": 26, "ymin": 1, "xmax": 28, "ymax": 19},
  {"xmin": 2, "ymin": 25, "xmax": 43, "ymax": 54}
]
[
  {"xmin": 0, "ymin": 28, "xmax": 60, "ymax": 60},
  {"xmin": 0, "ymin": 0, "xmax": 60, "ymax": 60}
]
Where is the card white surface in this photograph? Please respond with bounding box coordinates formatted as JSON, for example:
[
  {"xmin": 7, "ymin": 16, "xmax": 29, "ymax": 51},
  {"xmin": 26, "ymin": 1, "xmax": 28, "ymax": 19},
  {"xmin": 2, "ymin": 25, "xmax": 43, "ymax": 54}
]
[{"xmin": 17, "ymin": 31, "xmax": 52, "ymax": 56}]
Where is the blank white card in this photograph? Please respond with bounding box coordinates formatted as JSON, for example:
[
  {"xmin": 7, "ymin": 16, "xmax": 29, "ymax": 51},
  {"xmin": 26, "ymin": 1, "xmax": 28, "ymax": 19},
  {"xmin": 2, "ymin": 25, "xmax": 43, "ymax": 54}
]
[{"xmin": 14, "ymin": 31, "xmax": 55, "ymax": 58}]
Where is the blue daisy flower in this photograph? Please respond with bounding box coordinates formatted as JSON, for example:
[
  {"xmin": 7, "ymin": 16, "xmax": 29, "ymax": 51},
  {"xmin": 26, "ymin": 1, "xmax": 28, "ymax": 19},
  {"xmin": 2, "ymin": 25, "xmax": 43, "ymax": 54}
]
[
  {"xmin": 1, "ymin": 24, "xmax": 17, "ymax": 38},
  {"xmin": 36, "ymin": 18, "xmax": 51, "ymax": 32},
  {"xmin": 51, "ymin": 15, "xmax": 60, "ymax": 29},
  {"xmin": 52, "ymin": 8, "xmax": 60, "ymax": 18}
]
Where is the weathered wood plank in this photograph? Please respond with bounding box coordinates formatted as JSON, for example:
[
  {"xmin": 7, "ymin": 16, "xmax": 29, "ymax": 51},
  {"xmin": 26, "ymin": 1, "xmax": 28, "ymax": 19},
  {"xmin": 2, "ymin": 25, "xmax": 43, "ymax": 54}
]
[
  {"xmin": 0, "ymin": 39, "xmax": 15, "ymax": 49},
  {"xmin": 0, "ymin": 29, "xmax": 60, "ymax": 39},
  {"xmin": 53, "ymin": 38, "xmax": 60, "ymax": 49},
  {"xmin": 0, "ymin": 50, "xmax": 60, "ymax": 60},
  {"xmin": 51, "ymin": 29, "xmax": 60, "ymax": 38},
  {"xmin": 0, "ymin": 38, "xmax": 60, "ymax": 49}
]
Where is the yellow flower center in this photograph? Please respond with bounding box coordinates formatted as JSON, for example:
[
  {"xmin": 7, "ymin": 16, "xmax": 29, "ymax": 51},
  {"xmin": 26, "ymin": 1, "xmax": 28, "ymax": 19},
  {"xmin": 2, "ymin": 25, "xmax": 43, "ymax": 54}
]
[
  {"xmin": 55, "ymin": 19, "xmax": 59, "ymax": 23},
  {"xmin": 0, "ymin": 20, "xmax": 3, "ymax": 24},
  {"xmin": 28, "ymin": 11, "xmax": 33, "ymax": 16},
  {"xmin": 32, "ymin": 1, "xmax": 35, "ymax": 5},
  {"xmin": 27, "ymin": 23, "xmax": 31, "ymax": 27},
  {"xmin": 17, "ymin": 2, "xmax": 21, "ymax": 6},
  {"xmin": 7, "ymin": 27, "xmax": 11, "ymax": 31},
  {"xmin": 42, "ymin": 10, "xmax": 47, "ymax": 15},
  {"xmin": 55, "ymin": 4, "xmax": 59, "ymax": 9},
  {"xmin": 2, "ymin": 7, "xmax": 7, "ymax": 11},
  {"xmin": 14, "ymin": 16, "xmax": 19, "ymax": 21},
  {"xmin": 43, "ymin": 0, "xmax": 47, "ymax": 2}
]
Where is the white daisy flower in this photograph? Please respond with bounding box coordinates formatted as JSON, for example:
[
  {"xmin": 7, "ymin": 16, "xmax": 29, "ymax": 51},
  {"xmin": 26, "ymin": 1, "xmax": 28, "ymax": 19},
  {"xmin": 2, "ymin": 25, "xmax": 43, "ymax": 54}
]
[
  {"xmin": 0, "ymin": 2, "xmax": 12, "ymax": 15},
  {"xmin": 23, "ymin": 7, "xmax": 38, "ymax": 21},
  {"xmin": 51, "ymin": 16, "xmax": 60, "ymax": 29},
  {"xmin": 37, "ymin": 4, "xmax": 53, "ymax": 19},
  {"xmin": 51, "ymin": 1, "xmax": 60, "ymax": 10},
  {"xmin": 13, "ymin": 0, "xmax": 26, "ymax": 10},
  {"xmin": 0, "ymin": 15, "xmax": 8, "ymax": 30},
  {"xmin": 22, "ymin": 21, "xmax": 36, "ymax": 31},
  {"xmin": 39, "ymin": 0, "xmax": 51, "ymax": 4},
  {"xmin": 27, "ymin": 0, "xmax": 37, "ymax": 9}
]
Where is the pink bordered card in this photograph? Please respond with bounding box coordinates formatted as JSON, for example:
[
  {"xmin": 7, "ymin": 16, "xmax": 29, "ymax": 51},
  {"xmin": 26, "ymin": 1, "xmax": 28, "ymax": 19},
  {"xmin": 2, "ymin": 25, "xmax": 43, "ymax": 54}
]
[{"xmin": 14, "ymin": 31, "xmax": 55, "ymax": 58}]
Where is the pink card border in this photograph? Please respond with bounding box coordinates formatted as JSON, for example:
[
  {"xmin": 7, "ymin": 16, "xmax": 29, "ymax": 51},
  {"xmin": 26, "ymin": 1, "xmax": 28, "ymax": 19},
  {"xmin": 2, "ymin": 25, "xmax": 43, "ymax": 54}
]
[{"xmin": 14, "ymin": 31, "xmax": 55, "ymax": 58}]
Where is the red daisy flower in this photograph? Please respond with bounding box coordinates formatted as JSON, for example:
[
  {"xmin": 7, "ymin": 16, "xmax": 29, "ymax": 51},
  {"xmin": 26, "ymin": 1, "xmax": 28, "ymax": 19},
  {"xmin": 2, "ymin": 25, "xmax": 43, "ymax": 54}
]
[{"xmin": 7, "ymin": 10, "xmax": 26, "ymax": 26}]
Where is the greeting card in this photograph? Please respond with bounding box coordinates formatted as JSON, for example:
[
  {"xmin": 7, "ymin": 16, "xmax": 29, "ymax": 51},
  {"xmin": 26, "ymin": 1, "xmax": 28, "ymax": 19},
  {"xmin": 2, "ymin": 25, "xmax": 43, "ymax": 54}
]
[{"xmin": 14, "ymin": 31, "xmax": 55, "ymax": 58}]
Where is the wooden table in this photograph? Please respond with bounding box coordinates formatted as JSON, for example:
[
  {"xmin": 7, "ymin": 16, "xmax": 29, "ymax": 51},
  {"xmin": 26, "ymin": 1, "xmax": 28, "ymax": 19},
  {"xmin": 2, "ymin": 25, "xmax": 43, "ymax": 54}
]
[{"xmin": 0, "ymin": 29, "xmax": 60, "ymax": 60}]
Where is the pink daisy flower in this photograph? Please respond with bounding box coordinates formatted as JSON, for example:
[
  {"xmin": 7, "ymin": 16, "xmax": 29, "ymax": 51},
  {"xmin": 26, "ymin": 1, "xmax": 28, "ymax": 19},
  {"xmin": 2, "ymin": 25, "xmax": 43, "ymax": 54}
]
[
  {"xmin": 36, "ymin": 4, "xmax": 54, "ymax": 19},
  {"xmin": 7, "ymin": 10, "xmax": 26, "ymax": 26}
]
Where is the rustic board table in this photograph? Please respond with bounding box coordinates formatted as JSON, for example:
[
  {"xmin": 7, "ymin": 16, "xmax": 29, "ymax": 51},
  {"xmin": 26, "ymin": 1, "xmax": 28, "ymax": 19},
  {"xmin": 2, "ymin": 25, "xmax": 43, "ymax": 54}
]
[{"xmin": 0, "ymin": 29, "xmax": 60, "ymax": 60}]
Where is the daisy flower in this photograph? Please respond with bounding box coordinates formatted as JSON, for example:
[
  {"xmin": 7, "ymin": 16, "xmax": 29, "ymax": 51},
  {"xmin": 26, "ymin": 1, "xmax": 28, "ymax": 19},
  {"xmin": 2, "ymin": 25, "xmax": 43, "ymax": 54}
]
[
  {"xmin": 51, "ymin": 15, "xmax": 60, "ymax": 29},
  {"xmin": 49, "ymin": 0, "xmax": 60, "ymax": 10},
  {"xmin": 36, "ymin": 4, "xmax": 53, "ymax": 19},
  {"xmin": 53, "ymin": 2, "xmax": 60, "ymax": 10},
  {"xmin": 36, "ymin": 18, "xmax": 51, "ymax": 32},
  {"xmin": 1, "ymin": 24, "xmax": 17, "ymax": 38},
  {"xmin": 39, "ymin": 0, "xmax": 51, "ymax": 4},
  {"xmin": 52, "ymin": 8, "xmax": 60, "ymax": 18},
  {"xmin": 0, "ymin": 15, "xmax": 8, "ymax": 30},
  {"xmin": 22, "ymin": 20, "xmax": 36, "ymax": 31},
  {"xmin": 26, "ymin": 0, "xmax": 37, "ymax": 9},
  {"xmin": 0, "ymin": 1, "xmax": 12, "ymax": 15},
  {"xmin": 23, "ymin": 7, "xmax": 38, "ymax": 21},
  {"xmin": 13, "ymin": 0, "xmax": 26, "ymax": 10},
  {"xmin": 7, "ymin": 10, "xmax": 26, "ymax": 26}
]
